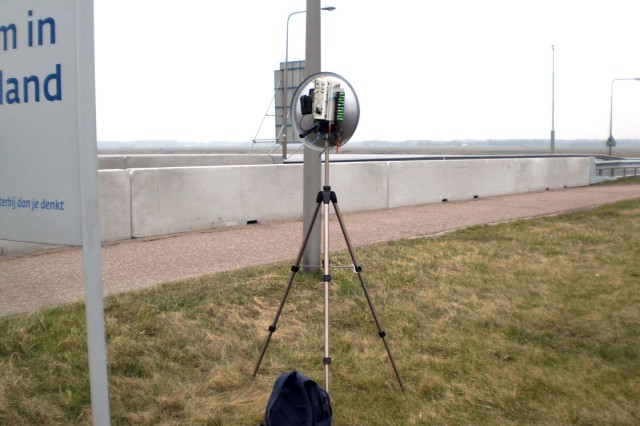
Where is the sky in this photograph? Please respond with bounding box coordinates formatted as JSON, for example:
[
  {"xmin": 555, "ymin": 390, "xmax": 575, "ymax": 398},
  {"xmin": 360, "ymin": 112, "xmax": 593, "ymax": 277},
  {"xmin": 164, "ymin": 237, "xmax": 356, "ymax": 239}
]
[{"xmin": 94, "ymin": 0, "xmax": 640, "ymax": 143}]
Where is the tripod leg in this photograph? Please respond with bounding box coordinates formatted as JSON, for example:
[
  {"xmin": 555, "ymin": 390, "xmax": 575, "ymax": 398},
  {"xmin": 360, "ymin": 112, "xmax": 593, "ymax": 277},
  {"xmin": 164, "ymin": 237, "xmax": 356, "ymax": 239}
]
[
  {"xmin": 252, "ymin": 199, "xmax": 323, "ymax": 377},
  {"xmin": 332, "ymin": 200, "xmax": 406, "ymax": 392}
]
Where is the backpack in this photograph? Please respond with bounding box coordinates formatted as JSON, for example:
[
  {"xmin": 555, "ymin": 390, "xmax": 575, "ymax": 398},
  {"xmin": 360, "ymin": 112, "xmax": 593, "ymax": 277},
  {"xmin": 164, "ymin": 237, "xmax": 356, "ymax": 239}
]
[{"xmin": 264, "ymin": 371, "xmax": 332, "ymax": 426}]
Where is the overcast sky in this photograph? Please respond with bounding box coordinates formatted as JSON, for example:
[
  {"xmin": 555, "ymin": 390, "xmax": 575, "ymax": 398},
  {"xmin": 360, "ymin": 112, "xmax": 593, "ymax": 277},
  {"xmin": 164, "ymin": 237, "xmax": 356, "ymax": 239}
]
[{"xmin": 94, "ymin": 0, "xmax": 640, "ymax": 143}]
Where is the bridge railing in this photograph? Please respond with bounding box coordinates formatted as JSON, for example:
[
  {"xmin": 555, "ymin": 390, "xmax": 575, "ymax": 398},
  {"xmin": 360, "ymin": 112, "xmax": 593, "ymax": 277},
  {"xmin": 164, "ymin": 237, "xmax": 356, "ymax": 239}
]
[{"xmin": 595, "ymin": 159, "xmax": 640, "ymax": 178}]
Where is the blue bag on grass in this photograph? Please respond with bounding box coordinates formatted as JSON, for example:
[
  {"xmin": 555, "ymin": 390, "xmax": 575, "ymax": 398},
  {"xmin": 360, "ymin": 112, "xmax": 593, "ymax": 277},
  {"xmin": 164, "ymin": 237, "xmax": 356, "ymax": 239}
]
[{"xmin": 264, "ymin": 371, "xmax": 332, "ymax": 426}]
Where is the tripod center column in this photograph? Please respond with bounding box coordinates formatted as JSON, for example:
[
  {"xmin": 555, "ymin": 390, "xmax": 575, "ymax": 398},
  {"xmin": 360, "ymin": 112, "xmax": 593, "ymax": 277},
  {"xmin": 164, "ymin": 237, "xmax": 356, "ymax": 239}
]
[{"xmin": 322, "ymin": 180, "xmax": 332, "ymax": 391}]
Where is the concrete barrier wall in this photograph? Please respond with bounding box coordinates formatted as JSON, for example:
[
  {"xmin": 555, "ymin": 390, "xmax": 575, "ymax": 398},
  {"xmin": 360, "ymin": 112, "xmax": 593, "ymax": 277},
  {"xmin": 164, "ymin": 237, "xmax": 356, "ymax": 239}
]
[
  {"xmin": 99, "ymin": 156, "xmax": 126, "ymax": 170},
  {"xmin": 99, "ymin": 154, "xmax": 277, "ymax": 170},
  {"xmin": 0, "ymin": 169, "xmax": 131, "ymax": 254},
  {"xmin": 1, "ymin": 157, "xmax": 593, "ymax": 254},
  {"xmin": 130, "ymin": 164, "xmax": 303, "ymax": 237},
  {"xmin": 324, "ymin": 162, "xmax": 389, "ymax": 213},
  {"xmin": 99, "ymin": 170, "xmax": 132, "ymax": 241},
  {"xmin": 0, "ymin": 240, "xmax": 59, "ymax": 255},
  {"xmin": 388, "ymin": 157, "xmax": 592, "ymax": 208},
  {"xmin": 128, "ymin": 162, "xmax": 391, "ymax": 238}
]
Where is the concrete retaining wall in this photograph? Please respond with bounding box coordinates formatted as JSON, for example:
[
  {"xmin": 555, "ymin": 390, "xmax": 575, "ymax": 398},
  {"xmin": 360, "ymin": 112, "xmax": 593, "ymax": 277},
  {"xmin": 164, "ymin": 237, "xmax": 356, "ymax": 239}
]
[{"xmin": 1, "ymin": 157, "xmax": 593, "ymax": 254}]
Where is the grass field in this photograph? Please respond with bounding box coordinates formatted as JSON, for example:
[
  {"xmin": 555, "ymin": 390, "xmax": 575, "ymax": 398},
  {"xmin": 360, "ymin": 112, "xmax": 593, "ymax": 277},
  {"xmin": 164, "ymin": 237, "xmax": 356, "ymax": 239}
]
[{"xmin": 1, "ymin": 189, "xmax": 639, "ymax": 424}]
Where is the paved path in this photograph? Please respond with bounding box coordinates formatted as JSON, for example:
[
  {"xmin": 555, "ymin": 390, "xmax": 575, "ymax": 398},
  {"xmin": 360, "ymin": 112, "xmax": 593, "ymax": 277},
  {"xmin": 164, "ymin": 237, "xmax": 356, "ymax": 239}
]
[{"xmin": 1, "ymin": 184, "xmax": 639, "ymax": 317}]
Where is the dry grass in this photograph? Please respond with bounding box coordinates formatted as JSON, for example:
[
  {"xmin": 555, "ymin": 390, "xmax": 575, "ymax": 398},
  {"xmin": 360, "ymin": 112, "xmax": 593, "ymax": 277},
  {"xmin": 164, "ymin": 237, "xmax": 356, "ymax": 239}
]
[{"xmin": 1, "ymin": 197, "xmax": 639, "ymax": 425}]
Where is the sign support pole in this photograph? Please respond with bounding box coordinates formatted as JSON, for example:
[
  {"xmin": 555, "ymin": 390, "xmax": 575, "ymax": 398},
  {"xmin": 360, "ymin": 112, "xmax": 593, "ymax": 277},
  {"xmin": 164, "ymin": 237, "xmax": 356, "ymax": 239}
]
[
  {"xmin": 77, "ymin": 1, "xmax": 110, "ymax": 424},
  {"xmin": 0, "ymin": 1, "xmax": 110, "ymax": 423}
]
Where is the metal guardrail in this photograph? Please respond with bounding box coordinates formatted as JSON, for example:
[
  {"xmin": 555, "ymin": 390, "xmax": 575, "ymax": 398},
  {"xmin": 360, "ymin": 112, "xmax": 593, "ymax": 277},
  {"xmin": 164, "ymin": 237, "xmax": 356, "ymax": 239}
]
[{"xmin": 595, "ymin": 159, "xmax": 640, "ymax": 178}]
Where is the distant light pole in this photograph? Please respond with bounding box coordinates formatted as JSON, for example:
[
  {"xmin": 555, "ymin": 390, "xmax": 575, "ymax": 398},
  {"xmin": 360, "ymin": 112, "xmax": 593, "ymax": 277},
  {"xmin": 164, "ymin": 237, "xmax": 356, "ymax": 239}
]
[
  {"xmin": 281, "ymin": 6, "xmax": 336, "ymax": 159},
  {"xmin": 607, "ymin": 77, "xmax": 640, "ymax": 156},
  {"xmin": 550, "ymin": 45, "xmax": 555, "ymax": 154}
]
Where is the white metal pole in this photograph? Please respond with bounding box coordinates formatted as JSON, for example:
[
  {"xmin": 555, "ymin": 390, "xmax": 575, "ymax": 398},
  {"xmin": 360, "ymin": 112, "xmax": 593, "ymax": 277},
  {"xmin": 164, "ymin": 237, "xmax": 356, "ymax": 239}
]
[
  {"xmin": 78, "ymin": 2, "xmax": 110, "ymax": 423},
  {"xmin": 608, "ymin": 78, "xmax": 640, "ymax": 156}
]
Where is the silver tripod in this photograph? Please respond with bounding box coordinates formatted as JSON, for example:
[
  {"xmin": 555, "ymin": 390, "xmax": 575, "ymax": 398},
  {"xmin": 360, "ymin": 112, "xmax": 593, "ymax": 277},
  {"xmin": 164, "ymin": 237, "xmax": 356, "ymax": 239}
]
[{"xmin": 252, "ymin": 146, "xmax": 404, "ymax": 393}]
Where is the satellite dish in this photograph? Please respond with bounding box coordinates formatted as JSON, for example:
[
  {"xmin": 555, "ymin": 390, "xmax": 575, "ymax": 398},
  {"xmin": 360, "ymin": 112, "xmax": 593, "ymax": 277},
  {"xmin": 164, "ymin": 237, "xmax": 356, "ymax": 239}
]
[{"xmin": 291, "ymin": 72, "xmax": 360, "ymax": 151}]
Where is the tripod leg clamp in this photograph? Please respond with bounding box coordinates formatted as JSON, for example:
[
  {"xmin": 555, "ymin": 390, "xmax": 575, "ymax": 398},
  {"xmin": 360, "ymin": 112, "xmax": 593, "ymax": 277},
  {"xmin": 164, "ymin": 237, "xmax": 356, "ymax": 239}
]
[
  {"xmin": 291, "ymin": 265, "xmax": 300, "ymax": 272},
  {"xmin": 323, "ymin": 357, "xmax": 332, "ymax": 365},
  {"xmin": 322, "ymin": 186, "xmax": 332, "ymax": 204},
  {"xmin": 268, "ymin": 325, "xmax": 277, "ymax": 333},
  {"xmin": 378, "ymin": 330, "xmax": 386, "ymax": 338}
]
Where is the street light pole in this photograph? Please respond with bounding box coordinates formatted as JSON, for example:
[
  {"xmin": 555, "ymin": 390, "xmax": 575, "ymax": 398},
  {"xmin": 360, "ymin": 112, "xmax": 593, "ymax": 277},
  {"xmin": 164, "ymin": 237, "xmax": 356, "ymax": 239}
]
[
  {"xmin": 302, "ymin": 0, "xmax": 322, "ymax": 272},
  {"xmin": 301, "ymin": 1, "xmax": 337, "ymax": 272},
  {"xmin": 550, "ymin": 45, "xmax": 555, "ymax": 154},
  {"xmin": 607, "ymin": 77, "xmax": 640, "ymax": 156},
  {"xmin": 282, "ymin": 7, "xmax": 336, "ymax": 160}
]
